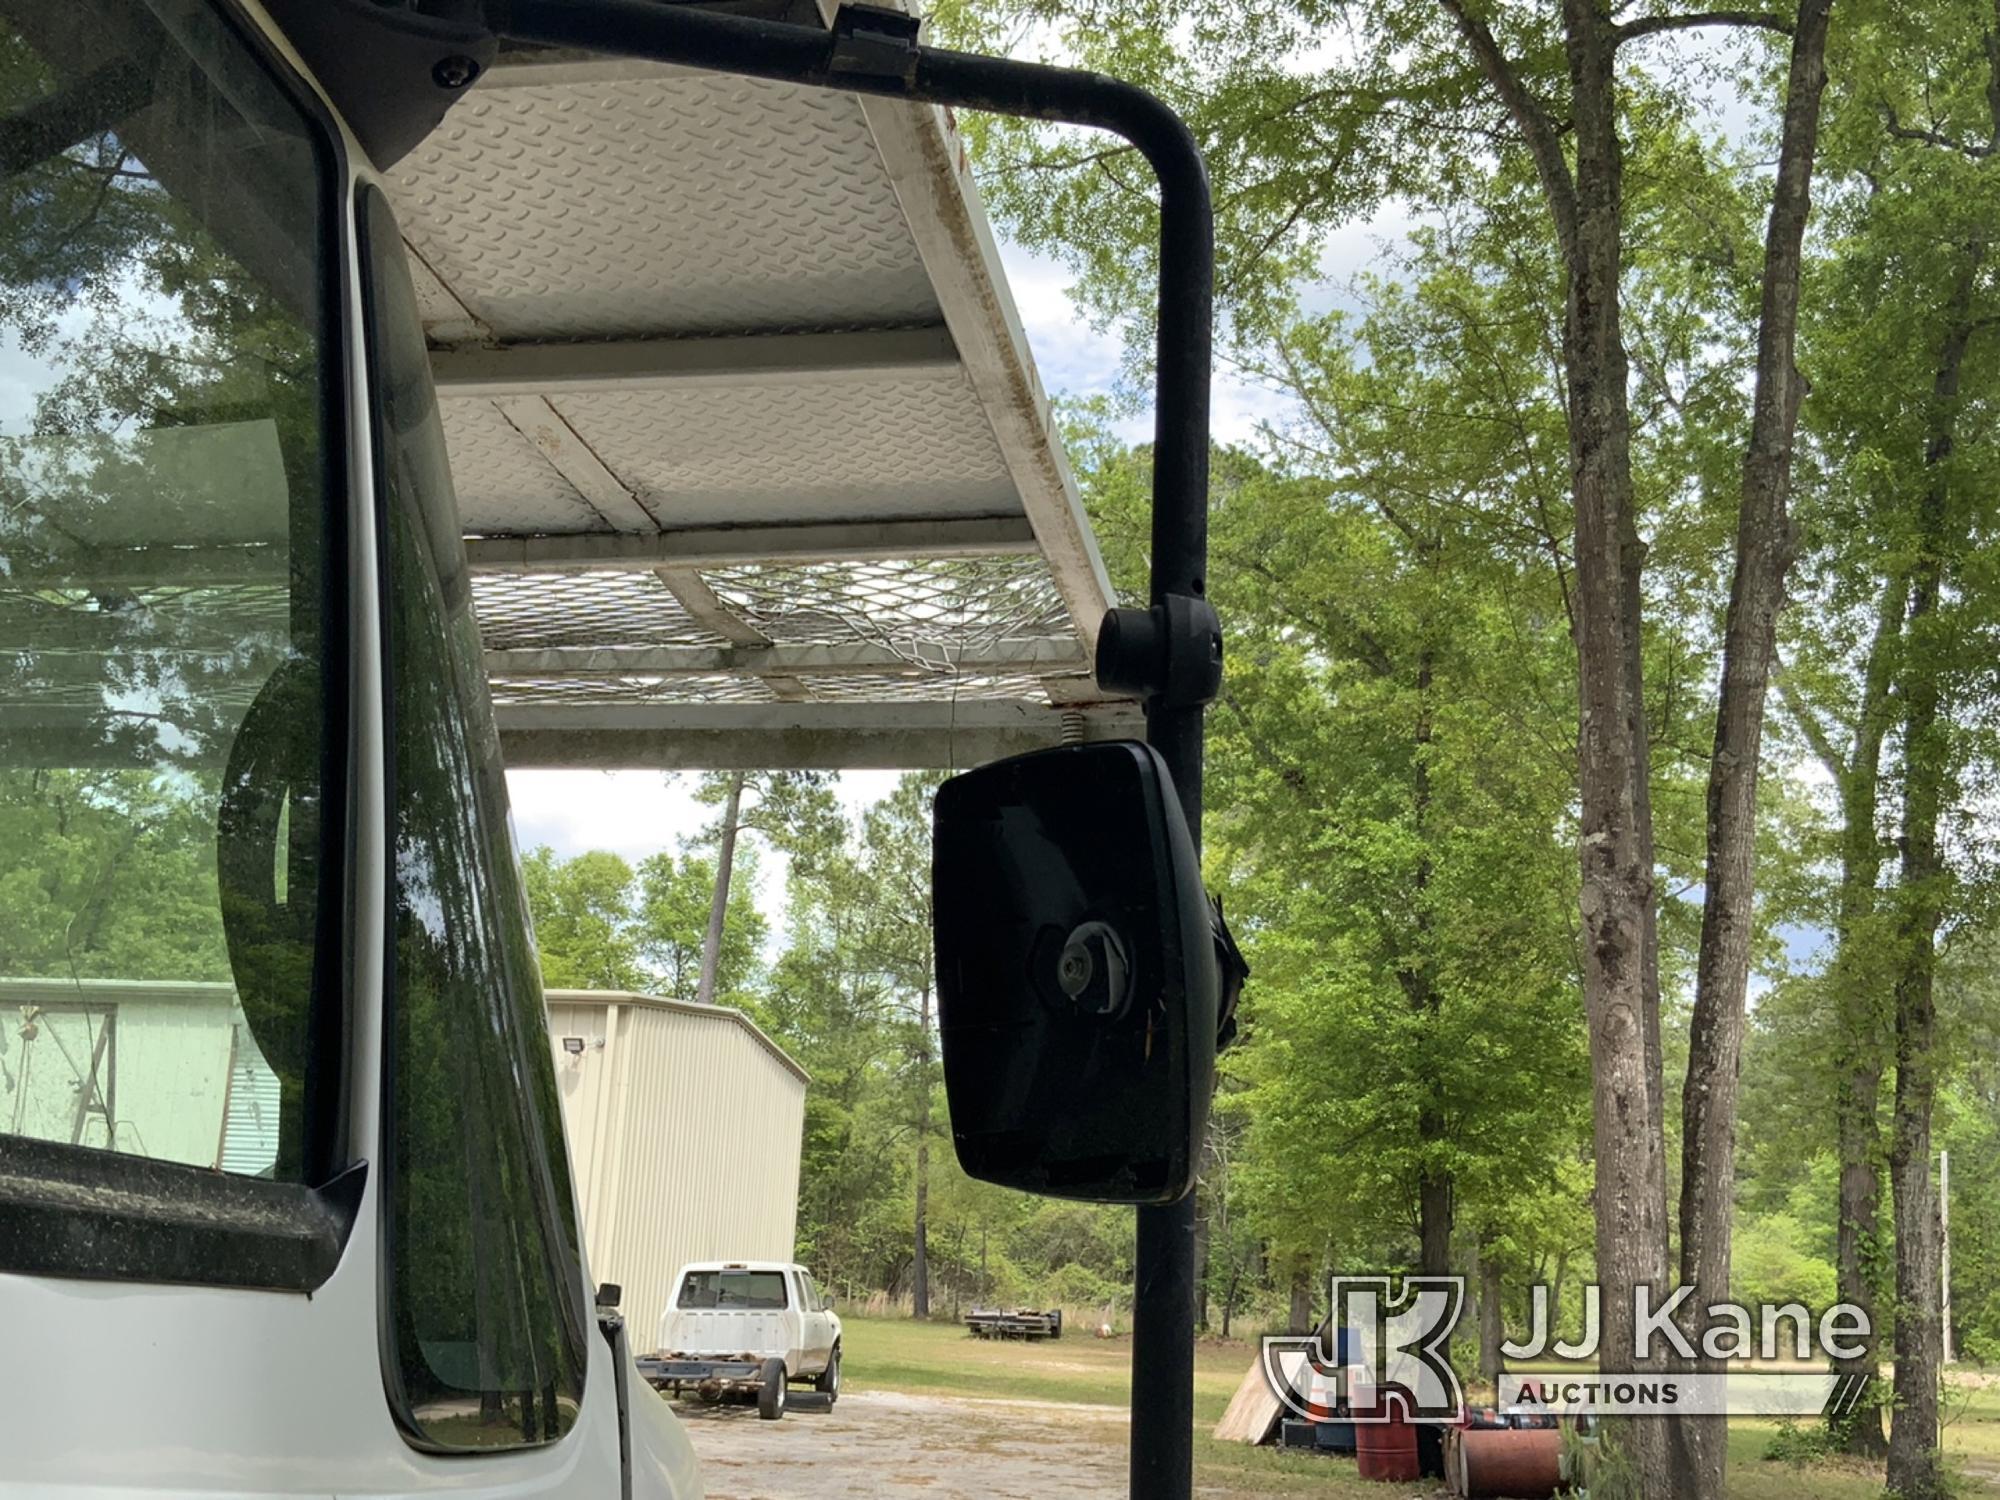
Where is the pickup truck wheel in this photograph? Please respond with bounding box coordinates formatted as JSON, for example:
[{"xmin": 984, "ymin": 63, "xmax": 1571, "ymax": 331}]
[
  {"xmin": 812, "ymin": 1343, "xmax": 841, "ymax": 1404},
  {"xmin": 756, "ymin": 1358, "xmax": 788, "ymax": 1420}
]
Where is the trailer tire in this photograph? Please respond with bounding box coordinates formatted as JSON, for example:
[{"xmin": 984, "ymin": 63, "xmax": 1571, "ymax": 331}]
[
  {"xmin": 757, "ymin": 1358, "xmax": 788, "ymax": 1420},
  {"xmin": 813, "ymin": 1343, "xmax": 841, "ymax": 1404}
]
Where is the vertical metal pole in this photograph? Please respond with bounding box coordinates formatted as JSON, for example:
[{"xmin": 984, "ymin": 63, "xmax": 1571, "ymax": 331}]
[{"xmin": 1131, "ymin": 119, "xmax": 1214, "ymax": 1500}]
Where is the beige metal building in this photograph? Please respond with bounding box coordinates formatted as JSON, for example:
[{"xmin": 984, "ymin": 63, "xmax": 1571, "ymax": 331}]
[{"xmin": 545, "ymin": 989, "xmax": 808, "ymax": 1352}]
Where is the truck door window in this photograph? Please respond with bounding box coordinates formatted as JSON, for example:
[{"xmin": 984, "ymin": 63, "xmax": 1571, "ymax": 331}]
[
  {"xmin": 0, "ymin": 0, "xmax": 340, "ymax": 1186},
  {"xmin": 361, "ymin": 184, "xmax": 589, "ymax": 1453}
]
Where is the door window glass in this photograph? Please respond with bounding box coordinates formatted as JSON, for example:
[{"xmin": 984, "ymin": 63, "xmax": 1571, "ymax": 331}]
[{"xmin": 0, "ymin": 0, "xmax": 338, "ymax": 1183}]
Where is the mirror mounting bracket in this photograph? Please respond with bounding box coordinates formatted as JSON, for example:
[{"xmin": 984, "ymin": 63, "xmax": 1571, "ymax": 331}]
[
  {"xmin": 828, "ymin": 4, "xmax": 922, "ymax": 83},
  {"xmin": 1095, "ymin": 595, "xmax": 1223, "ymax": 709}
]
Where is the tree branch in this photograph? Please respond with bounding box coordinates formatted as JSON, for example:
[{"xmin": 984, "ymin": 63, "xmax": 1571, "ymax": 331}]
[
  {"xmin": 1774, "ymin": 667, "xmax": 1847, "ymax": 785},
  {"xmin": 1612, "ymin": 9, "xmax": 1792, "ymax": 44},
  {"xmin": 1436, "ymin": 0, "xmax": 1581, "ymax": 261},
  {"xmin": 1882, "ymin": 103, "xmax": 1990, "ymax": 158}
]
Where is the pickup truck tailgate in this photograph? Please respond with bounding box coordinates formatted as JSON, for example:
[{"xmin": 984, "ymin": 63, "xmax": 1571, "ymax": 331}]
[{"xmin": 660, "ymin": 1308, "xmax": 790, "ymax": 1357}]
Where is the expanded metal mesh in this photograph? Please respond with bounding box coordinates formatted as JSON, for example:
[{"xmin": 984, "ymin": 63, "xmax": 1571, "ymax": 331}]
[
  {"xmin": 488, "ymin": 673, "xmax": 782, "ymax": 706},
  {"xmin": 469, "ymin": 553, "xmax": 1083, "ymax": 710},
  {"xmin": 0, "ymin": 583, "xmax": 290, "ymax": 655},
  {"xmin": 799, "ymin": 671, "xmax": 1056, "ymax": 704},
  {"xmin": 471, "ymin": 571, "xmax": 726, "ymax": 650},
  {"xmin": 704, "ymin": 556, "xmax": 1071, "ymax": 651}
]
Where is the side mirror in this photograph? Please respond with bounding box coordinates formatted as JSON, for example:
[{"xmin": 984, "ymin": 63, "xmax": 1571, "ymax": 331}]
[
  {"xmin": 932, "ymin": 741, "xmax": 1219, "ymax": 1204},
  {"xmin": 595, "ymin": 1282, "xmax": 622, "ymax": 1310}
]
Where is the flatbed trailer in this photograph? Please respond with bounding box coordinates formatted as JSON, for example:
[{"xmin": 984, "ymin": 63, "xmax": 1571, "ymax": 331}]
[{"xmin": 965, "ymin": 1307, "xmax": 1064, "ymax": 1340}]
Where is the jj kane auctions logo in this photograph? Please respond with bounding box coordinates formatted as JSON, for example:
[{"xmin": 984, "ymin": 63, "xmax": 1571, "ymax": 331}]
[{"xmin": 1261, "ymin": 1277, "xmax": 1877, "ymax": 1422}]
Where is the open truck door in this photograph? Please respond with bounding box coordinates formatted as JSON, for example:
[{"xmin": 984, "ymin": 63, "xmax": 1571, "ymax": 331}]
[{"xmin": 0, "ymin": 0, "xmax": 1217, "ymax": 1495}]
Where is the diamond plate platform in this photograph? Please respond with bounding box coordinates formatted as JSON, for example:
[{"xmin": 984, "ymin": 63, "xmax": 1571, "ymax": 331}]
[{"xmin": 377, "ymin": 1, "xmax": 1136, "ymax": 769}]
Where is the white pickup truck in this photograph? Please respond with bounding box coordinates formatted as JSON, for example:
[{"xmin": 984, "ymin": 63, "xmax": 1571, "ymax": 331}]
[{"xmin": 636, "ymin": 1261, "xmax": 842, "ymax": 1420}]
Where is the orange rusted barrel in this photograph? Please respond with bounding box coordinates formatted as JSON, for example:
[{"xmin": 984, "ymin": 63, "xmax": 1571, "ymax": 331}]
[{"xmin": 1451, "ymin": 1425, "xmax": 1563, "ymax": 1498}]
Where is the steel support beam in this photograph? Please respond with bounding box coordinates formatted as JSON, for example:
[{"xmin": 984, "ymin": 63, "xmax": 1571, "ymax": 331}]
[
  {"xmin": 0, "ymin": 517, "xmax": 1044, "ymax": 589},
  {"xmin": 460, "ymin": 516, "xmax": 1038, "ymax": 572},
  {"xmin": 432, "ymin": 326, "xmax": 960, "ymax": 398},
  {"xmin": 0, "ymin": 544, "xmax": 285, "ymax": 588},
  {"xmin": 843, "ymin": 67, "xmax": 1116, "ymax": 649},
  {"xmin": 494, "ymin": 699, "xmax": 1140, "ymax": 770},
  {"xmin": 485, "ymin": 637, "xmax": 1089, "ymax": 679},
  {"xmin": 489, "ymin": 396, "xmax": 658, "ymax": 532}
]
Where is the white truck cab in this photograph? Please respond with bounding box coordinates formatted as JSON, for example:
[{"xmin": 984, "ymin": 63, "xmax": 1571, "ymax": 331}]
[
  {"xmin": 0, "ymin": 0, "xmax": 709, "ymax": 1494},
  {"xmin": 641, "ymin": 1262, "xmax": 843, "ymax": 1420}
]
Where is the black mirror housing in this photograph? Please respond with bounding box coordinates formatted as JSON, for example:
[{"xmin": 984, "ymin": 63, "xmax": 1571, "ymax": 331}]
[{"xmin": 932, "ymin": 741, "xmax": 1218, "ymax": 1205}]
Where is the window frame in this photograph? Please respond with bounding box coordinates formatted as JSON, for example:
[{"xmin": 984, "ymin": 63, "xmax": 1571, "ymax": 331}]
[
  {"xmin": 0, "ymin": 0, "xmax": 360, "ymax": 1293},
  {"xmin": 359, "ymin": 181, "xmax": 591, "ymax": 1457}
]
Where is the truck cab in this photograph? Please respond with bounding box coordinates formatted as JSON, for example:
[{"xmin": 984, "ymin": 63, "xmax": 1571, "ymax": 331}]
[{"xmin": 0, "ymin": 0, "xmax": 704, "ymax": 1492}]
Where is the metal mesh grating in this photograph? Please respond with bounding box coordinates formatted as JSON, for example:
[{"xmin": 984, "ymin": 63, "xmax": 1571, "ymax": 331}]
[
  {"xmin": 800, "ymin": 672, "xmax": 1054, "ymax": 704},
  {"xmin": 468, "ymin": 555, "xmax": 1087, "ymax": 715},
  {"xmin": 471, "ymin": 571, "xmax": 727, "ymax": 650},
  {"xmin": 0, "ymin": 583, "xmax": 290, "ymax": 654},
  {"xmin": 489, "ymin": 674, "xmax": 782, "ymax": 706},
  {"xmin": 703, "ymin": 555, "xmax": 1071, "ymax": 650}
]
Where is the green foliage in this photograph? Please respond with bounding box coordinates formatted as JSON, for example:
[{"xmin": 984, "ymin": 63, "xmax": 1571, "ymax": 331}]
[
  {"xmin": 520, "ymin": 835, "xmax": 766, "ymax": 1002},
  {"xmin": 1762, "ymin": 1418, "xmax": 1838, "ymax": 1467},
  {"xmin": 1730, "ymin": 1212, "xmax": 1840, "ymax": 1311},
  {"xmin": 0, "ymin": 770, "xmax": 232, "ymax": 983}
]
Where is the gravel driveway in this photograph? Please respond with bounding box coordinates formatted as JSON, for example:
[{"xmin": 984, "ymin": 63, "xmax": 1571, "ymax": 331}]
[{"xmin": 669, "ymin": 1389, "xmax": 1130, "ymax": 1500}]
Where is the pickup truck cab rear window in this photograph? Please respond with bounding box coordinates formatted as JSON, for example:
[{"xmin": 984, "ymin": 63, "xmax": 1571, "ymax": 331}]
[{"xmin": 678, "ymin": 1270, "xmax": 788, "ymax": 1310}]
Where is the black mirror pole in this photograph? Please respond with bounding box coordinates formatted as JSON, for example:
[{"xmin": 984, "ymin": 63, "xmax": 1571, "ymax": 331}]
[{"xmin": 491, "ymin": 6, "xmax": 1214, "ymax": 1494}]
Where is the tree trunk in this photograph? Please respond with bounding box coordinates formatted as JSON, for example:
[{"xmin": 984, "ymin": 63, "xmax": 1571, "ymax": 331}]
[
  {"xmin": 1194, "ymin": 1128, "xmax": 1220, "ymax": 1333},
  {"xmin": 1444, "ymin": 2, "xmax": 1670, "ymax": 1476},
  {"xmin": 1822, "ymin": 575, "xmax": 1906, "ymax": 1459},
  {"xmin": 1558, "ymin": 9, "xmax": 1673, "ymax": 1482},
  {"xmin": 949, "ymin": 1222, "xmax": 967, "ymax": 1321},
  {"xmin": 1941, "ymin": 1149, "xmax": 1954, "ymax": 1365},
  {"xmin": 695, "ymin": 771, "xmax": 744, "ymax": 1007},
  {"xmin": 1406, "ymin": 647, "xmax": 1455, "ymax": 1365},
  {"xmin": 1289, "ymin": 1268, "xmax": 1313, "ymax": 1335},
  {"xmin": 1479, "ymin": 1246, "xmax": 1505, "ymax": 1390},
  {"xmin": 913, "ymin": 978, "xmax": 932, "ymax": 1320},
  {"xmin": 1884, "ymin": 247, "xmax": 1976, "ymax": 1500},
  {"xmin": 1674, "ymin": 9, "xmax": 1833, "ymax": 1494}
]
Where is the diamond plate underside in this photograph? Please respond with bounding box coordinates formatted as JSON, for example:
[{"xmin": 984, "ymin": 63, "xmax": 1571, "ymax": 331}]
[
  {"xmin": 554, "ymin": 377, "xmax": 1013, "ymax": 527},
  {"xmin": 388, "ymin": 71, "xmax": 940, "ymax": 341}
]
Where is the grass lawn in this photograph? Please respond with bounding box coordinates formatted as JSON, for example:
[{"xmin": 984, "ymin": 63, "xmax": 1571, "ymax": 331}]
[{"xmin": 836, "ymin": 1314, "xmax": 2000, "ymax": 1496}]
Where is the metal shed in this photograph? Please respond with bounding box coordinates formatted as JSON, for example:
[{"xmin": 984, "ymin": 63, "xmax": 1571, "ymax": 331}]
[
  {"xmin": 377, "ymin": 0, "xmax": 1141, "ymax": 770},
  {"xmin": 0, "ymin": 978, "xmax": 281, "ymax": 1176},
  {"xmin": 546, "ymin": 989, "xmax": 809, "ymax": 1353}
]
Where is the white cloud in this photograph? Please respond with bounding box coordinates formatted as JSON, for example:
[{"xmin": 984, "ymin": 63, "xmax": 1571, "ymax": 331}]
[
  {"xmin": 994, "ymin": 239, "xmax": 1295, "ymax": 445},
  {"xmin": 504, "ymin": 768, "xmax": 911, "ymax": 947}
]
